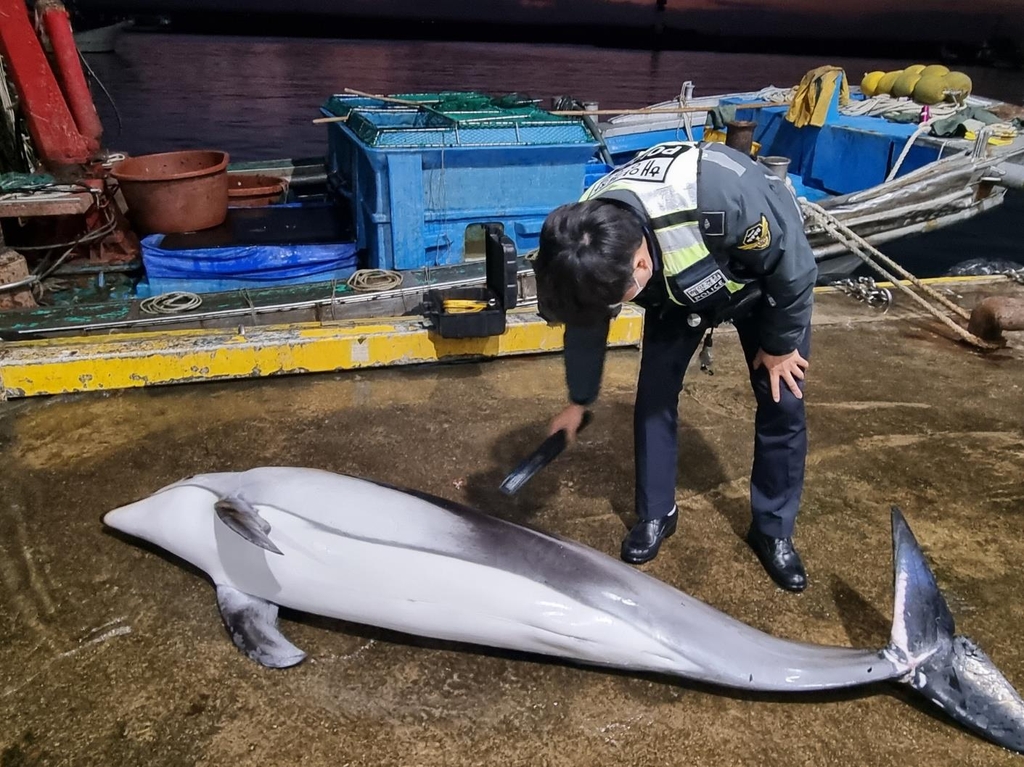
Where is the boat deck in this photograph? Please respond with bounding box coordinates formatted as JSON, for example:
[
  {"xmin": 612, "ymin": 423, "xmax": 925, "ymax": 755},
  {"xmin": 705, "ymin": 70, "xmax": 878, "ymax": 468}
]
[
  {"xmin": 724, "ymin": 94, "xmax": 1024, "ymax": 199},
  {"xmin": 602, "ymin": 87, "xmax": 1024, "ymax": 203}
]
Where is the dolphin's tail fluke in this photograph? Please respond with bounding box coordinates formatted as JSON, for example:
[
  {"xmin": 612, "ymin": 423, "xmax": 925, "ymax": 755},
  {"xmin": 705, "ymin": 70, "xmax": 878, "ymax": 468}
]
[{"xmin": 888, "ymin": 506, "xmax": 1024, "ymax": 754}]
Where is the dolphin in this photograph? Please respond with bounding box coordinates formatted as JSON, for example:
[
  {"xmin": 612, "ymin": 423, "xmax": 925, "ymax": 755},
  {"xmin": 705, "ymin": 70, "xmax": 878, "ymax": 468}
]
[{"xmin": 102, "ymin": 466, "xmax": 1024, "ymax": 754}]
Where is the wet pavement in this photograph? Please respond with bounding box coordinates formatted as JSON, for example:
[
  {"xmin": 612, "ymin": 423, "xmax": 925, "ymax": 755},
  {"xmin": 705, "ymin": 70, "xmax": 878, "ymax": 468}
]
[{"xmin": 2, "ymin": 283, "xmax": 1023, "ymax": 766}]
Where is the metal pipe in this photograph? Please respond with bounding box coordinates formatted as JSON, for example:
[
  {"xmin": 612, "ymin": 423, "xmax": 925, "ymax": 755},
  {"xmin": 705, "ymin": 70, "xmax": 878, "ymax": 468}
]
[
  {"xmin": 0, "ymin": 273, "xmax": 39, "ymax": 293},
  {"xmin": 38, "ymin": 0, "xmax": 103, "ymax": 150},
  {"xmin": 985, "ymin": 162, "xmax": 1024, "ymax": 191},
  {"xmin": 759, "ymin": 155, "xmax": 791, "ymax": 180},
  {"xmin": 725, "ymin": 120, "xmax": 756, "ymax": 155},
  {"xmin": 808, "ymin": 194, "xmax": 1005, "ymax": 259}
]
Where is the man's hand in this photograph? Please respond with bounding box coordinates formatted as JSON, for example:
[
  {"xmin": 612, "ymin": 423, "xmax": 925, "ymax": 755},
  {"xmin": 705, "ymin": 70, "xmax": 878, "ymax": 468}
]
[
  {"xmin": 548, "ymin": 403, "xmax": 588, "ymax": 444},
  {"xmin": 752, "ymin": 349, "xmax": 809, "ymax": 403}
]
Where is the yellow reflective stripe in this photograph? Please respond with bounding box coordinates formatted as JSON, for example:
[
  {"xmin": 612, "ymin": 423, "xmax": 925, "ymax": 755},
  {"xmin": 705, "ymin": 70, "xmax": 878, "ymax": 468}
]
[
  {"xmin": 661, "ymin": 241, "xmax": 711, "ymax": 307},
  {"xmin": 661, "ymin": 241, "xmax": 710, "ymax": 275},
  {"xmin": 654, "ymin": 220, "xmax": 702, "ymax": 252},
  {"xmin": 726, "ymin": 280, "xmax": 746, "ymax": 293}
]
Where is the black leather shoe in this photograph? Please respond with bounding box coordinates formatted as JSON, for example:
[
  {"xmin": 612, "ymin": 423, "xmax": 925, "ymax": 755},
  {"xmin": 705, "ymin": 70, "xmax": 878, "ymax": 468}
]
[
  {"xmin": 621, "ymin": 509, "xmax": 677, "ymax": 564},
  {"xmin": 746, "ymin": 524, "xmax": 807, "ymax": 592}
]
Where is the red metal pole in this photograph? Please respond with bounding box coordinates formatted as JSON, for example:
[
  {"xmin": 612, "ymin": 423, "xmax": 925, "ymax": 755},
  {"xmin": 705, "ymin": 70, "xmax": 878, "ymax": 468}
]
[
  {"xmin": 38, "ymin": 0, "xmax": 103, "ymax": 151},
  {"xmin": 0, "ymin": 0, "xmax": 91, "ymax": 166}
]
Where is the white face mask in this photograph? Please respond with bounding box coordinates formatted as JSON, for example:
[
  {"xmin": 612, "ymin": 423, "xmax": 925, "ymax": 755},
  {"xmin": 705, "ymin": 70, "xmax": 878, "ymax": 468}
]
[
  {"xmin": 623, "ymin": 273, "xmax": 645, "ymax": 303},
  {"xmin": 613, "ymin": 264, "xmax": 646, "ymax": 309}
]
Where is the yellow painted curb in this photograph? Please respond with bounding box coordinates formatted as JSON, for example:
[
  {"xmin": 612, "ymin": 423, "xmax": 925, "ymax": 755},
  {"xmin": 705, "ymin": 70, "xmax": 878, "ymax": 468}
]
[{"xmin": 0, "ymin": 307, "xmax": 644, "ymax": 399}]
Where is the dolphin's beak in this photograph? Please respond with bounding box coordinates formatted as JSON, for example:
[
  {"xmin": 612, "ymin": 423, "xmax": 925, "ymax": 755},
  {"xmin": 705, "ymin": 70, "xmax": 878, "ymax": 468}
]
[{"xmin": 103, "ymin": 501, "xmax": 147, "ymax": 538}]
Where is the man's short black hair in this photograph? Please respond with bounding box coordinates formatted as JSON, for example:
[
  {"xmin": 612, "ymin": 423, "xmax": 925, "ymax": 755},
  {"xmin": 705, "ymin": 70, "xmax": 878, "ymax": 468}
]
[{"xmin": 533, "ymin": 199, "xmax": 644, "ymax": 325}]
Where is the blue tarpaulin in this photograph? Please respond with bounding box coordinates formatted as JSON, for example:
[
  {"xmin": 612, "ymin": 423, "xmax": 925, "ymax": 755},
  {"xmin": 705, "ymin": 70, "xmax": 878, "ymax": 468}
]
[{"xmin": 139, "ymin": 235, "xmax": 359, "ymax": 294}]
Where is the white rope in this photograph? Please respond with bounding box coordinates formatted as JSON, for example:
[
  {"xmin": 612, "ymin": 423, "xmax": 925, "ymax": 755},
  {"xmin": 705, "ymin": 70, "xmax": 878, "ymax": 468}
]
[
  {"xmin": 139, "ymin": 291, "xmax": 203, "ymax": 315},
  {"xmin": 800, "ymin": 200, "xmax": 999, "ymax": 350},
  {"xmin": 101, "ymin": 152, "xmax": 128, "ymax": 168},
  {"xmin": 754, "ymin": 86, "xmax": 795, "ymax": 104},
  {"xmin": 673, "ymin": 82, "xmax": 700, "ymax": 144},
  {"xmin": 840, "ymin": 94, "xmax": 961, "ymax": 121},
  {"xmin": 345, "ymin": 269, "xmax": 404, "ymax": 292},
  {"xmin": 886, "ymin": 119, "xmax": 937, "ymax": 182}
]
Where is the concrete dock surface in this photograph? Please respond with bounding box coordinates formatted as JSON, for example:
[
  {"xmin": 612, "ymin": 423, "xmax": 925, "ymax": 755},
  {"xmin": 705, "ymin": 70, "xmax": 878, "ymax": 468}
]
[{"xmin": 2, "ymin": 279, "xmax": 1023, "ymax": 766}]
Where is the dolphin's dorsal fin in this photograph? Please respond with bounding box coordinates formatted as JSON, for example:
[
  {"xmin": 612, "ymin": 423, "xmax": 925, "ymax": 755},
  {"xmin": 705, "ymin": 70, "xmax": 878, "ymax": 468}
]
[
  {"xmin": 216, "ymin": 585, "xmax": 306, "ymax": 668},
  {"xmin": 214, "ymin": 497, "xmax": 283, "ymax": 555}
]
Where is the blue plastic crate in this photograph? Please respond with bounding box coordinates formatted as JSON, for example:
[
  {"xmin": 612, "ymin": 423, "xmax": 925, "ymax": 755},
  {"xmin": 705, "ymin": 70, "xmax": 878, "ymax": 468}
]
[{"xmin": 322, "ymin": 93, "xmax": 602, "ymax": 270}]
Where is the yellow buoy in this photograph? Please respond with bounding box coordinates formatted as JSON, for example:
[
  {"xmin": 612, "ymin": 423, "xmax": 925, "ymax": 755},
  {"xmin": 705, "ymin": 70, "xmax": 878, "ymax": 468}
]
[
  {"xmin": 913, "ymin": 74, "xmax": 947, "ymax": 105},
  {"xmin": 920, "ymin": 64, "xmax": 950, "ymax": 78},
  {"xmin": 943, "ymin": 71, "xmax": 973, "ymax": 99},
  {"xmin": 892, "ymin": 71, "xmax": 923, "ymax": 98},
  {"xmin": 905, "ymin": 64, "xmax": 927, "ymax": 75},
  {"xmin": 876, "ymin": 70, "xmax": 903, "ymax": 96},
  {"xmin": 860, "ymin": 71, "xmax": 885, "ymax": 97}
]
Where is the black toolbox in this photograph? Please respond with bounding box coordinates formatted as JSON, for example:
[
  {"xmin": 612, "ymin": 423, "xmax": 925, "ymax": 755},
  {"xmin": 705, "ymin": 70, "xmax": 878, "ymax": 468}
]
[{"xmin": 424, "ymin": 224, "xmax": 518, "ymax": 339}]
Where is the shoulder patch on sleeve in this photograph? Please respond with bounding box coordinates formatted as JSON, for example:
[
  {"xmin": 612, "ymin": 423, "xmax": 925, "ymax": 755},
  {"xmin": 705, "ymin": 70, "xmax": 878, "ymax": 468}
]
[
  {"xmin": 738, "ymin": 215, "xmax": 772, "ymax": 251},
  {"xmin": 700, "ymin": 211, "xmax": 725, "ymax": 236}
]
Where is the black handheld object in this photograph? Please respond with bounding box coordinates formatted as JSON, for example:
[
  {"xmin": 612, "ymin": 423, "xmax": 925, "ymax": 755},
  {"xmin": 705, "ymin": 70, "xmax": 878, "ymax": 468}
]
[{"xmin": 499, "ymin": 411, "xmax": 593, "ymax": 496}]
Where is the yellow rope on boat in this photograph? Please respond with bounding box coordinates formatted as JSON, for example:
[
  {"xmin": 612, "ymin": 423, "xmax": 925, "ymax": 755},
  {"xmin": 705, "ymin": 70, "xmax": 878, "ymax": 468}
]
[{"xmin": 442, "ymin": 298, "xmax": 488, "ymax": 314}]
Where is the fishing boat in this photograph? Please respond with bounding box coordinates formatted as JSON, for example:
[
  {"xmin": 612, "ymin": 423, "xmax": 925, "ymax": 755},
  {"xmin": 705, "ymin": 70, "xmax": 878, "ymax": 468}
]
[
  {"xmin": 1, "ymin": 1, "xmax": 1023, "ymax": 397},
  {"xmin": 39, "ymin": 18, "xmax": 133, "ymax": 55},
  {"xmin": 598, "ymin": 77, "xmax": 1024, "ymax": 278},
  {"xmin": 72, "ymin": 20, "xmax": 133, "ymax": 54}
]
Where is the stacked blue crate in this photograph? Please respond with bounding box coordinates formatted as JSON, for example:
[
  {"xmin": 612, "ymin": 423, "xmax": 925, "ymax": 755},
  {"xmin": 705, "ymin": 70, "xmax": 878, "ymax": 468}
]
[{"xmin": 322, "ymin": 92, "xmax": 603, "ymax": 270}]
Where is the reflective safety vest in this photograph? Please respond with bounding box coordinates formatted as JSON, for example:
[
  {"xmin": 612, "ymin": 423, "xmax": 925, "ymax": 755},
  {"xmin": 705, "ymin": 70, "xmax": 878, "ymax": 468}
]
[{"xmin": 581, "ymin": 141, "xmax": 751, "ymax": 313}]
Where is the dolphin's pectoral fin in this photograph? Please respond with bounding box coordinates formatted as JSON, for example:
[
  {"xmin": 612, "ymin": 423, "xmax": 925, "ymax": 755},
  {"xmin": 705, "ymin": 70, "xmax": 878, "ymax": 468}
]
[
  {"xmin": 215, "ymin": 585, "xmax": 306, "ymax": 669},
  {"xmin": 214, "ymin": 497, "xmax": 283, "ymax": 555}
]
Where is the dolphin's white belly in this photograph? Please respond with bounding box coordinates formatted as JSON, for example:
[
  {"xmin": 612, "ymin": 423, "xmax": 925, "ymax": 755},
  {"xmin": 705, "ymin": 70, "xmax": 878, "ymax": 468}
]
[{"xmin": 214, "ymin": 501, "xmax": 686, "ymax": 674}]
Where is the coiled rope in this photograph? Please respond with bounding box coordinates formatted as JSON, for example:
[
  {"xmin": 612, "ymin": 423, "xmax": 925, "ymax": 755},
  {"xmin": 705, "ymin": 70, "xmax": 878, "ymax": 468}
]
[
  {"xmin": 139, "ymin": 291, "xmax": 203, "ymax": 315},
  {"xmin": 756, "ymin": 86, "xmax": 963, "ymax": 121},
  {"xmin": 346, "ymin": 269, "xmax": 404, "ymax": 292}
]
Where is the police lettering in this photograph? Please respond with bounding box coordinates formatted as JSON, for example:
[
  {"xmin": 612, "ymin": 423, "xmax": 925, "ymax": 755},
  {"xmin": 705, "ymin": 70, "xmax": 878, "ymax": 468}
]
[{"xmin": 632, "ymin": 143, "xmax": 689, "ymax": 163}]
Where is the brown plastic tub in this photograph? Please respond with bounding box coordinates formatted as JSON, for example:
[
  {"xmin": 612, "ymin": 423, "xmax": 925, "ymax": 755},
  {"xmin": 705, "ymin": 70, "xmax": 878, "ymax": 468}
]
[
  {"xmin": 227, "ymin": 173, "xmax": 287, "ymax": 208},
  {"xmin": 111, "ymin": 150, "xmax": 230, "ymax": 234}
]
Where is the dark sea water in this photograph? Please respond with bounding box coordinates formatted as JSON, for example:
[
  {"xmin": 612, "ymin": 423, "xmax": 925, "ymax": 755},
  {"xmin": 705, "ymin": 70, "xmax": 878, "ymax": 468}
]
[{"xmin": 85, "ymin": 33, "xmax": 1024, "ymax": 277}]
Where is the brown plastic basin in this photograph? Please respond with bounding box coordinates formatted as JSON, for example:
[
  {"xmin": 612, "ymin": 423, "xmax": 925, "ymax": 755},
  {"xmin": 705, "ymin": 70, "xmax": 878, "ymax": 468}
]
[
  {"xmin": 111, "ymin": 150, "xmax": 230, "ymax": 234},
  {"xmin": 227, "ymin": 173, "xmax": 287, "ymax": 208}
]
